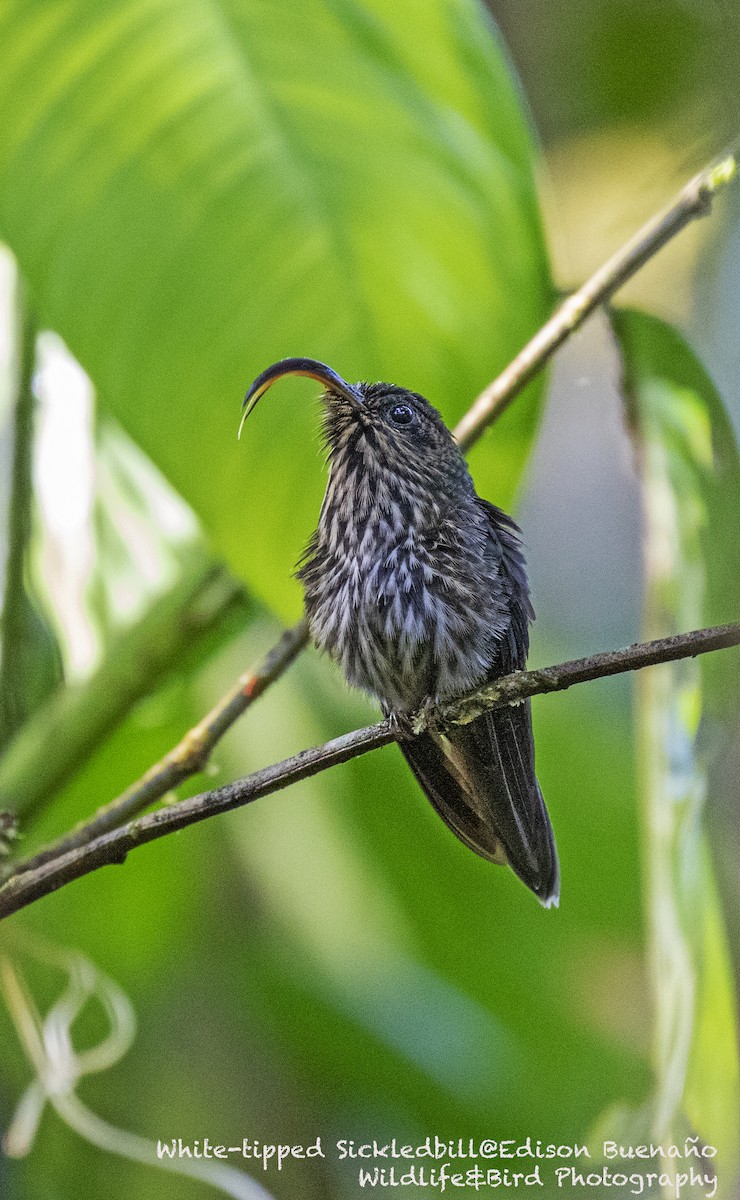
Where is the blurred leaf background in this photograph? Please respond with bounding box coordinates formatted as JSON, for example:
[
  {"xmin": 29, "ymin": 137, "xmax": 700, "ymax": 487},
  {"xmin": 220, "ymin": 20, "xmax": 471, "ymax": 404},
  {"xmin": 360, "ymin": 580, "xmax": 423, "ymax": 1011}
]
[{"xmin": 0, "ymin": 1, "xmax": 739, "ymax": 1198}]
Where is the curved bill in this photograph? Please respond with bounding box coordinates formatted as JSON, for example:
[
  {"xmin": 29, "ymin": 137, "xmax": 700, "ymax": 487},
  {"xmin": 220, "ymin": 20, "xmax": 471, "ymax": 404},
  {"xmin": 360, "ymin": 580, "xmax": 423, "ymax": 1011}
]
[{"xmin": 239, "ymin": 357, "xmax": 361, "ymax": 439}]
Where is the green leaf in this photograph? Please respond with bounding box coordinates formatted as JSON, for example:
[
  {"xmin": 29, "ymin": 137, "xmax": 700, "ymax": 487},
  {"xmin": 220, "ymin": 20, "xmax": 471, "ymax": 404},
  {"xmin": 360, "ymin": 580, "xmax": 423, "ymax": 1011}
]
[
  {"xmin": 0, "ymin": 405, "xmax": 252, "ymax": 824},
  {"xmin": 0, "ymin": 549, "xmax": 250, "ymax": 823},
  {"xmin": 613, "ymin": 308, "xmax": 740, "ymax": 1188},
  {"xmin": 0, "ymin": 292, "xmax": 64, "ymax": 750},
  {"xmin": 0, "ymin": 0, "xmax": 553, "ymax": 619}
]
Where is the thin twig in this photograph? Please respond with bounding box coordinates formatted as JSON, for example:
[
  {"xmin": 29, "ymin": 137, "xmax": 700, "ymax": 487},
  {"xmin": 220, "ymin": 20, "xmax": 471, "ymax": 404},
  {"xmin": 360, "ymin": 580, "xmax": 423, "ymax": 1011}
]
[
  {"xmin": 453, "ymin": 154, "xmax": 737, "ymax": 449},
  {"xmin": 436, "ymin": 623, "xmax": 740, "ymax": 725},
  {"xmin": 1, "ymin": 622, "xmax": 737, "ymax": 921}
]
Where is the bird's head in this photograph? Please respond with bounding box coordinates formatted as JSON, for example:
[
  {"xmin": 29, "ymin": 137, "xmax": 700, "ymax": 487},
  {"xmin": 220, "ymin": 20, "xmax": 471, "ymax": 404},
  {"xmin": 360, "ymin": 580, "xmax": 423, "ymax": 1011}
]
[{"xmin": 240, "ymin": 358, "xmax": 469, "ymax": 492}]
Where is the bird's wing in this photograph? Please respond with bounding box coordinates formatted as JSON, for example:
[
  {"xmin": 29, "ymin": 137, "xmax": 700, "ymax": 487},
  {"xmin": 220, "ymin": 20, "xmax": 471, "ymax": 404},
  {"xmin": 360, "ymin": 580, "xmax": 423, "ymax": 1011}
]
[{"xmin": 399, "ymin": 501, "xmax": 560, "ymax": 907}]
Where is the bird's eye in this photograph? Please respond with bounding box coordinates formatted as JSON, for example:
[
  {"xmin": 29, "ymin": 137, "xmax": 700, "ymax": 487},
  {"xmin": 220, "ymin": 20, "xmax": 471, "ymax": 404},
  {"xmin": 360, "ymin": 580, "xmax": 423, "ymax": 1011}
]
[{"xmin": 388, "ymin": 403, "xmax": 415, "ymax": 426}]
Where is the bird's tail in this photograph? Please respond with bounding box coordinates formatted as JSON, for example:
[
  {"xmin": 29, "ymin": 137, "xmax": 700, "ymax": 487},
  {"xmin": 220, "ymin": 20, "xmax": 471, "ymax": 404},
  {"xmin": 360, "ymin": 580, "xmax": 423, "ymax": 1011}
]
[{"xmin": 399, "ymin": 699, "xmax": 560, "ymax": 907}]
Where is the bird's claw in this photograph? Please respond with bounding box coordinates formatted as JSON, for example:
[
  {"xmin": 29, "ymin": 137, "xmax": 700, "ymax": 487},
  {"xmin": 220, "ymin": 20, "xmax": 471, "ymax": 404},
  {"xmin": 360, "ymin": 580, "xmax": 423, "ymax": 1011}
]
[
  {"xmin": 387, "ymin": 710, "xmax": 416, "ymax": 741},
  {"xmin": 388, "ymin": 698, "xmax": 440, "ymax": 740},
  {"xmin": 416, "ymin": 696, "xmax": 441, "ymax": 735}
]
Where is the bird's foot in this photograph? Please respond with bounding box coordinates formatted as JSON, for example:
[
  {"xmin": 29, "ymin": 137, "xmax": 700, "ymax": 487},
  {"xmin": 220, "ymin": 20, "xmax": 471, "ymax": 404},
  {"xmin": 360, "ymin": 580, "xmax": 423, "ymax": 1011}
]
[
  {"xmin": 387, "ymin": 710, "xmax": 416, "ymax": 742},
  {"xmin": 416, "ymin": 695, "xmax": 442, "ymax": 735}
]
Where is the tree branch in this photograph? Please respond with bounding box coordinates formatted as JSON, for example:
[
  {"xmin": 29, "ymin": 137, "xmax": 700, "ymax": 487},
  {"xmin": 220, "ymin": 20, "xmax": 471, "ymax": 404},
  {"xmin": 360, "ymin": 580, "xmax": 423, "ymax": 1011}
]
[
  {"xmin": 453, "ymin": 153, "xmax": 737, "ymax": 449},
  {"xmin": 1, "ymin": 622, "xmax": 737, "ymax": 921}
]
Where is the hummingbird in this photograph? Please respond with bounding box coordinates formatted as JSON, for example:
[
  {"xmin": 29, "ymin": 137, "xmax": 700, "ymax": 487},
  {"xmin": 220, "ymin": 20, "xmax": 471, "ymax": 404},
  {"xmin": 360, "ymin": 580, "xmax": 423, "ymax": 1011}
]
[{"xmin": 241, "ymin": 358, "xmax": 559, "ymax": 907}]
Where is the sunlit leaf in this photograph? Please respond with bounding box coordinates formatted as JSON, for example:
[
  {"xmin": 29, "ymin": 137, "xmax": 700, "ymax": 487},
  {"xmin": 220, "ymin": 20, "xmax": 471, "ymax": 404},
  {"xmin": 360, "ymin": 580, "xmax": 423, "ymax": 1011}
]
[
  {"xmin": 612, "ymin": 308, "xmax": 740, "ymax": 1190},
  {"xmin": 0, "ymin": 0, "xmax": 553, "ymax": 619},
  {"xmin": 0, "ymin": 391, "xmax": 252, "ymax": 822}
]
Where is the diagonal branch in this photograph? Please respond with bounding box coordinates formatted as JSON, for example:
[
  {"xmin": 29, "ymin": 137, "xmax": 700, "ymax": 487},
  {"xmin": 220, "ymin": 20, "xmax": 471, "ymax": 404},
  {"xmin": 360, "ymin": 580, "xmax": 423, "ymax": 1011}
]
[
  {"xmin": 453, "ymin": 153, "xmax": 736, "ymax": 448},
  {"xmin": 1, "ymin": 622, "xmax": 737, "ymax": 921},
  {"xmin": 18, "ymin": 151, "xmax": 735, "ymax": 859}
]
